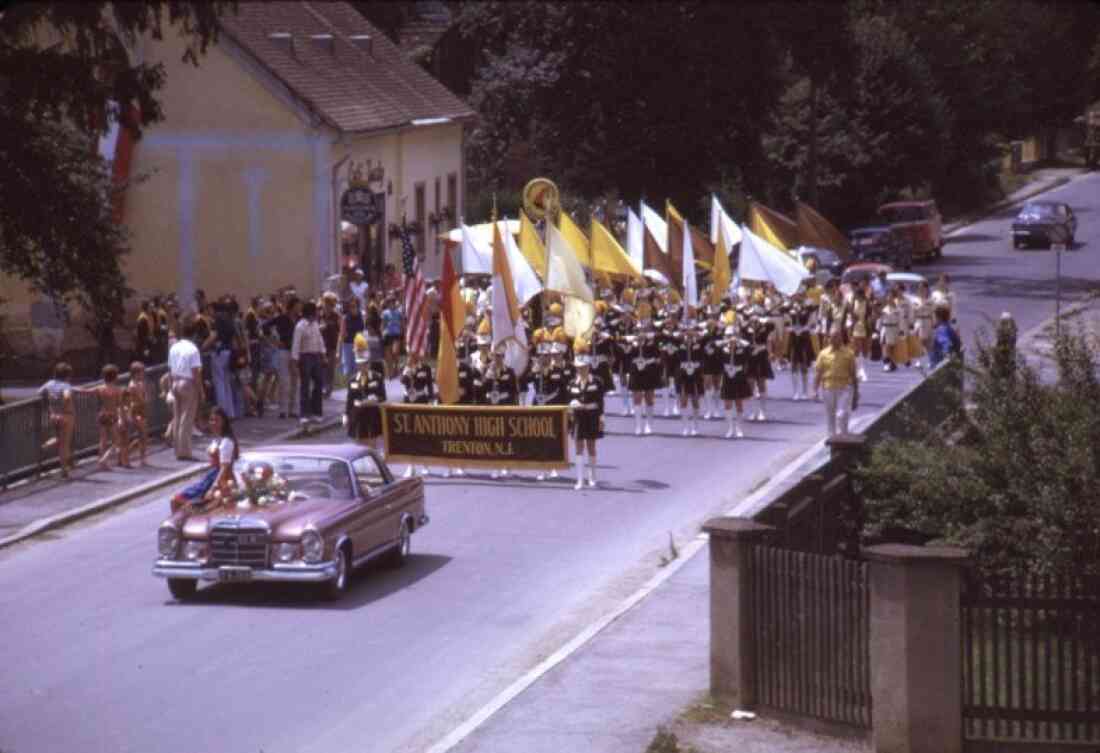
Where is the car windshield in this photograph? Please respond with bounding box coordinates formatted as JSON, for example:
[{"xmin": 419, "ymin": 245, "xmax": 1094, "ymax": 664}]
[
  {"xmin": 850, "ymin": 230, "xmax": 886, "ymax": 245},
  {"xmin": 881, "ymin": 206, "xmax": 927, "ymax": 222},
  {"xmin": 1018, "ymin": 203, "xmax": 1059, "ymax": 220},
  {"xmin": 234, "ymin": 454, "xmax": 354, "ymax": 498}
]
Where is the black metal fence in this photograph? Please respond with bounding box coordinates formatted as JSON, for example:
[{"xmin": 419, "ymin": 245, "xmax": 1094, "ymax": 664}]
[
  {"xmin": 962, "ymin": 573, "xmax": 1100, "ymax": 743},
  {"xmin": 749, "ymin": 544, "xmax": 872, "ymax": 729},
  {"xmin": 0, "ymin": 364, "xmax": 172, "ymax": 489}
]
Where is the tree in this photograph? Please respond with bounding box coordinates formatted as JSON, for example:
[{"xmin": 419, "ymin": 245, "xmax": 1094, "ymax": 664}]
[
  {"xmin": 0, "ymin": 2, "xmax": 232, "ymax": 342},
  {"xmin": 455, "ymin": 1, "xmax": 789, "ymax": 223},
  {"xmin": 855, "ymin": 332, "xmax": 1100, "ymax": 583}
]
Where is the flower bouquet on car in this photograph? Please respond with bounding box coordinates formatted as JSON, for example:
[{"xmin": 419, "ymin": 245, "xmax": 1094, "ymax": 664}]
[{"xmin": 234, "ymin": 462, "xmax": 290, "ymax": 508}]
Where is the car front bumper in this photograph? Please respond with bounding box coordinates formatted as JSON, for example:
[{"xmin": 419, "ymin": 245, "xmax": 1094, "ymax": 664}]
[
  {"xmin": 1011, "ymin": 226, "xmax": 1053, "ymax": 242},
  {"xmin": 152, "ymin": 559, "xmax": 339, "ymax": 583}
]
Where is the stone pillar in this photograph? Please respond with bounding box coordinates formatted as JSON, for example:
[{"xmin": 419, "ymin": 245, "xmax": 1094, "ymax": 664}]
[
  {"xmin": 827, "ymin": 433, "xmax": 867, "ymax": 556},
  {"xmin": 827, "ymin": 433, "xmax": 866, "ymax": 467},
  {"xmin": 702, "ymin": 517, "xmax": 775, "ymax": 707},
  {"xmin": 863, "ymin": 544, "xmax": 970, "ymax": 753}
]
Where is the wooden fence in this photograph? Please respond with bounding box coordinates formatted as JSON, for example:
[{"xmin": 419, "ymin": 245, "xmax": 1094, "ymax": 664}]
[
  {"xmin": 749, "ymin": 544, "xmax": 872, "ymax": 729},
  {"xmin": 962, "ymin": 573, "xmax": 1100, "ymax": 744}
]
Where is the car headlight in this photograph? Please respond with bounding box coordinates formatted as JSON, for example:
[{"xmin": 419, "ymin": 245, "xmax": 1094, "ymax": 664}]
[
  {"xmin": 158, "ymin": 527, "xmax": 180, "ymax": 558},
  {"xmin": 301, "ymin": 531, "xmax": 324, "ymax": 564},
  {"xmin": 183, "ymin": 540, "xmax": 208, "ymax": 562},
  {"xmin": 274, "ymin": 542, "xmax": 301, "ymax": 563}
]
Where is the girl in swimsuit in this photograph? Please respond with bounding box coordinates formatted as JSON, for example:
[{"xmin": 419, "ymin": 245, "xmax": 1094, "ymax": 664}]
[
  {"xmin": 122, "ymin": 361, "xmax": 149, "ymax": 465},
  {"xmin": 78, "ymin": 364, "xmax": 126, "ymax": 469},
  {"xmin": 39, "ymin": 361, "xmax": 76, "ymax": 477}
]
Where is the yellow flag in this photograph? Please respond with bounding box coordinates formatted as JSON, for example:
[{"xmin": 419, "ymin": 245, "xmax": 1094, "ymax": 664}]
[
  {"xmin": 590, "ymin": 219, "xmax": 642, "ymax": 279},
  {"xmin": 559, "ymin": 211, "xmax": 591, "ymax": 268},
  {"xmin": 518, "ymin": 210, "xmax": 547, "ymax": 278},
  {"xmin": 710, "ymin": 224, "xmax": 731, "ymax": 306},
  {"xmin": 749, "ymin": 202, "xmax": 800, "ymax": 253}
]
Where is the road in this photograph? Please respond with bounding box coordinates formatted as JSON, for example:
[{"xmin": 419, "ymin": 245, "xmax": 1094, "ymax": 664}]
[{"xmin": 0, "ymin": 171, "xmax": 1096, "ymax": 753}]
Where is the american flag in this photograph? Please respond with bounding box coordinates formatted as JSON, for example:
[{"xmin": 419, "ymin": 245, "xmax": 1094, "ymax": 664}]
[{"xmin": 401, "ymin": 221, "xmax": 429, "ymax": 356}]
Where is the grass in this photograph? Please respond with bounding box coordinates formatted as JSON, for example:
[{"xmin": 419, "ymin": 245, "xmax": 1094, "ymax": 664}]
[
  {"xmin": 678, "ymin": 694, "xmax": 731, "ymax": 725},
  {"xmin": 645, "ymin": 726, "xmax": 701, "ymax": 753}
]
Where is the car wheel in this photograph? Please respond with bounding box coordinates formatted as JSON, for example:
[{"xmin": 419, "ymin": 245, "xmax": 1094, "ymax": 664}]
[
  {"xmin": 167, "ymin": 578, "xmax": 197, "ymax": 601},
  {"xmin": 323, "ymin": 544, "xmax": 351, "ymax": 601},
  {"xmin": 384, "ymin": 519, "xmax": 411, "ymax": 569}
]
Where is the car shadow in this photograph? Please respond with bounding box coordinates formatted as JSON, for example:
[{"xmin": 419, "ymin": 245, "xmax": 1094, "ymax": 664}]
[{"xmin": 168, "ymin": 552, "xmax": 452, "ymax": 610}]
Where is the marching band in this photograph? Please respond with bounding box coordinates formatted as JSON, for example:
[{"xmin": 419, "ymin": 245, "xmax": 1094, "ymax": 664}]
[{"xmin": 342, "ymin": 270, "xmax": 957, "ymax": 491}]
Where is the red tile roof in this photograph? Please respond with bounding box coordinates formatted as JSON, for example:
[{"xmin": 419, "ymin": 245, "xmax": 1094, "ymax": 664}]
[{"xmin": 218, "ymin": 1, "xmax": 475, "ymax": 133}]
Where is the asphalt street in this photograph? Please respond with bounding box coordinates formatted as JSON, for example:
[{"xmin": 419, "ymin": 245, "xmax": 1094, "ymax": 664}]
[{"xmin": 0, "ymin": 171, "xmax": 1096, "ymax": 753}]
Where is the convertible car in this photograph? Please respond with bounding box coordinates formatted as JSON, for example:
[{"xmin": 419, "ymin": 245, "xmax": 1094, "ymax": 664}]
[{"xmin": 153, "ymin": 444, "xmax": 428, "ymax": 601}]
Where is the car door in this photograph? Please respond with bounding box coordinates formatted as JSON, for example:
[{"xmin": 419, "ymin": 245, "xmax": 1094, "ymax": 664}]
[{"xmin": 351, "ymin": 454, "xmax": 398, "ymax": 561}]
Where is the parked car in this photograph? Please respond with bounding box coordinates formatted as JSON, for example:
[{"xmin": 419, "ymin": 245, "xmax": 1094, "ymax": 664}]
[
  {"xmin": 848, "ymin": 225, "xmax": 913, "ymax": 269},
  {"xmin": 885, "ymin": 272, "xmax": 927, "ymax": 291},
  {"xmin": 878, "ymin": 200, "xmax": 944, "ymax": 262},
  {"xmin": 795, "ymin": 245, "xmax": 846, "ymax": 284},
  {"xmin": 1010, "ymin": 201, "xmax": 1077, "ymax": 248},
  {"xmin": 153, "ymin": 445, "xmax": 429, "ymax": 601},
  {"xmin": 839, "ymin": 262, "xmax": 893, "ymax": 298}
]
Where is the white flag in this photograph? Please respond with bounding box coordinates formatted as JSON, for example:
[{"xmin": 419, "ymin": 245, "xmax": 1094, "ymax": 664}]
[
  {"xmin": 546, "ymin": 221, "xmax": 595, "ymax": 337},
  {"xmin": 683, "ymin": 217, "xmax": 698, "ymax": 310},
  {"xmin": 640, "ymin": 201, "xmax": 668, "ymax": 253},
  {"xmin": 710, "ymin": 195, "xmax": 743, "ymax": 249},
  {"xmin": 626, "ymin": 207, "xmax": 644, "ymax": 273},
  {"xmin": 500, "ymin": 219, "xmax": 543, "ymax": 305},
  {"xmin": 460, "ymin": 223, "xmax": 491, "ymax": 275},
  {"xmin": 738, "ymin": 225, "xmax": 811, "ymax": 296}
]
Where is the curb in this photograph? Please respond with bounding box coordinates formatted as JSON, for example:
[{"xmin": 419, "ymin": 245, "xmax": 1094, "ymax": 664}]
[
  {"xmin": 0, "ymin": 415, "xmax": 342, "ymax": 552},
  {"xmin": 942, "ymin": 174, "xmax": 1077, "ymax": 236}
]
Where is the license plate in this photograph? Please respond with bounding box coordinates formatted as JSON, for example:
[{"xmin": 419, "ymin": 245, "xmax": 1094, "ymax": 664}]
[{"xmin": 218, "ymin": 566, "xmax": 253, "ymax": 583}]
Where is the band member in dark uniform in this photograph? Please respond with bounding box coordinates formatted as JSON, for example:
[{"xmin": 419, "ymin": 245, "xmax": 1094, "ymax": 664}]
[
  {"xmin": 569, "ymin": 342, "xmax": 604, "ymax": 490},
  {"xmin": 658, "ymin": 315, "xmax": 682, "ymax": 417},
  {"xmin": 627, "ymin": 304, "xmax": 662, "ymax": 435},
  {"xmin": 532, "ymin": 339, "xmax": 565, "ymax": 482},
  {"xmin": 591, "ymin": 318, "xmax": 616, "ymax": 398},
  {"xmin": 675, "ymin": 322, "xmax": 707, "ymax": 436},
  {"xmin": 480, "ymin": 342, "xmax": 519, "ymax": 479},
  {"xmin": 720, "ymin": 325, "xmax": 753, "ymax": 438},
  {"xmin": 400, "ymin": 351, "xmax": 433, "ymax": 478},
  {"xmin": 611, "ymin": 306, "xmax": 635, "ymax": 416},
  {"xmin": 787, "ymin": 289, "xmax": 818, "ymax": 401},
  {"xmin": 700, "ymin": 315, "xmax": 725, "ymax": 421},
  {"xmin": 744, "ymin": 293, "xmax": 776, "ymax": 422},
  {"xmin": 344, "ymin": 337, "xmax": 387, "ymax": 454}
]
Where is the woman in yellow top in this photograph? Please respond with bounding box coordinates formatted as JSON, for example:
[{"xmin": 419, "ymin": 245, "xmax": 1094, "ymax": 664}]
[{"xmin": 813, "ymin": 328, "xmax": 859, "ymax": 437}]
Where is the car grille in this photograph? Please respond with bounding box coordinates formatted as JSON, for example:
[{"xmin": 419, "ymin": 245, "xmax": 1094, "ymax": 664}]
[{"xmin": 209, "ymin": 527, "xmax": 269, "ymax": 567}]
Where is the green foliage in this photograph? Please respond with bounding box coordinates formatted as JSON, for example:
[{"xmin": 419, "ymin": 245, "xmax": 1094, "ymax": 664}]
[
  {"xmin": 856, "ymin": 331, "xmax": 1100, "ymax": 582},
  {"xmin": 451, "ymin": 1, "xmax": 1100, "ymax": 224},
  {"xmin": 0, "ymin": 1, "xmax": 232, "ymax": 333},
  {"xmin": 645, "ymin": 726, "xmax": 698, "ymax": 753}
]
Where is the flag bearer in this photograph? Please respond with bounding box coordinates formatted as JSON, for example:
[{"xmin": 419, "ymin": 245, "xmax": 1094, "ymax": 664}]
[
  {"xmin": 658, "ymin": 315, "xmax": 683, "ymax": 417},
  {"xmin": 700, "ymin": 315, "xmax": 725, "ymax": 421},
  {"xmin": 627, "ymin": 303, "xmax": 661, "ymax": 435},
  {"xmin": 480, "ymin": 342, "xmax": 519, "ymax": 479},
  {"xmin": 569, "ymin": 340, "xmax": 605, "ymax": 490},
  {"xmin": 745, "ymin": 294, "xmax": 776, "ymax": 421}
]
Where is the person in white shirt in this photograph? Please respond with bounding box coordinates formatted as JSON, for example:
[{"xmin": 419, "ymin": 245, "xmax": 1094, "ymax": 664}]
[
  {"xmin": 349, "ymin": 268, "xmax": 369, "ymax": 311},
  {"xmin": 292, "ymin": 300, "xmax": 327, "ymax": 422},
  {"xmin": 168, "ymin": 316, "xmax": 205, "ymax": 460}
]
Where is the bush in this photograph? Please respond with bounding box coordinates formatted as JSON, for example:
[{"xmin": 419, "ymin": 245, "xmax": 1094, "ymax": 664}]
[{"xmin": 856, "ymin": 329, "xmax": 1100, "ymax": 582}]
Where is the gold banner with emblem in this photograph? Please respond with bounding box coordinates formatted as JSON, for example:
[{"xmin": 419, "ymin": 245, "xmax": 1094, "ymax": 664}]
[{"xmin": 381, "ymin": 404, "xmax": 570, "ymax": 470}]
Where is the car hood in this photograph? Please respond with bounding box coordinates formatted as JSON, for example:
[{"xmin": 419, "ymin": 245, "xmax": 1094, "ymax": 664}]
[
  {"xmin": 1014, "ymin": 213, "xmax": 1054, "ymax": 225},
  {"xmin": 179, "ymin": 495, "xmax": 353, "ymax": 540}
]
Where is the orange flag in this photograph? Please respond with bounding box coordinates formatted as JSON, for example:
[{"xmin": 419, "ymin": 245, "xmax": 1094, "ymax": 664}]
[
  {"xmin": 435, "ymin": 245, "xmax": 461, "ymax": 404},
  {"xmin": 749, "ymin": 202, "xmax": 800, "ymax": 252},
  {"xmin": 797, "ymin": 201, "xmax": 852, "ymax": 261}
]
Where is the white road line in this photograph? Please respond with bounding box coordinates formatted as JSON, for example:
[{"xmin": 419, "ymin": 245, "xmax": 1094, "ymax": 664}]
[{"xmin": 422, "ymin": 533, "xmax": 708, "ymax": 753}]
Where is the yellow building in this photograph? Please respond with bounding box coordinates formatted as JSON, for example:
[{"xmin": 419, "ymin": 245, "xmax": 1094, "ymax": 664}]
[{"xmin": 1, "ymin": 1, "xmax": 473, "ymax": 367}]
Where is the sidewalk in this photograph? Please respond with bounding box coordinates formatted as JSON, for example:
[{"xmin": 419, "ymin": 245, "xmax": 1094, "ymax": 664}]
[{"xmin": 0, "ymin": 389, "xmax": 351, "ymax": 548}]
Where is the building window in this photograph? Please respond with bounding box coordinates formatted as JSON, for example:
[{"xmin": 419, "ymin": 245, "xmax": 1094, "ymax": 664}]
[
  {"xmin": 414, "ymin": 182, "xmax": 426, "ymax": 257},
  {"xmin": 447, "ymin": 173, "xmax": 457, "ymax": 229}
]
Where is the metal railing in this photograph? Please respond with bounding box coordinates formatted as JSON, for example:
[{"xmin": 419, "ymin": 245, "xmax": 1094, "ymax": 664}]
[{"xmin": 0, "ymin": 364, "xmax": 172, "ymax": 489}]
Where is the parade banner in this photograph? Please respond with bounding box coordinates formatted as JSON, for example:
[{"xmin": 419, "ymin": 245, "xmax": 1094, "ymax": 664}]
[{"xmin": 382, "ymin": 404, "xmax": 570, "ymax": 470}]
